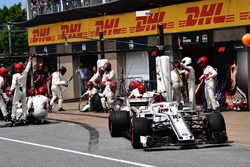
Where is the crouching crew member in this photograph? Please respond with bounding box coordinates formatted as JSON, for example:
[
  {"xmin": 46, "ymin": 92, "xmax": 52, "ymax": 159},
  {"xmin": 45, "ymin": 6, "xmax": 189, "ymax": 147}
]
[
  {"xmin": 99, "ymin": 81, "xmax": 117, "ymax": 112},
  {"xmin": 0, "ymin": 67, "xmax": 9, "ymax": 121},
  {"xmin": 27, "ymin": 86, "xmax": 49, "ymax": 123},
  {"xmin": 80, "ymin": 81, "xmax": 98, "ymax": 112}
]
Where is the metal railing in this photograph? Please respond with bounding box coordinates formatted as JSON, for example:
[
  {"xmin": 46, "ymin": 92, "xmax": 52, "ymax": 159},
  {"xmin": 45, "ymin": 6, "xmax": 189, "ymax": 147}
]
[{"xmin": 30, "ymin": 0, "xmax": 115, "ymax": 18}]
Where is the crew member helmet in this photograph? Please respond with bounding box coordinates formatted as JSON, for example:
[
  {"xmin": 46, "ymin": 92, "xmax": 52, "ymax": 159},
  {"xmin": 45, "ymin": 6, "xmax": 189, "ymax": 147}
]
[
  {"xmin": 5, "ymin": 86, "xmax": 11, "ymax": 97},
  {"xmin": 37, "ymin": 87, "xmax": 46, "ymax": 95},
  {"xmin": 134, "ymin": 81, "xmax": 141, "ymax": 88},
  {"xmin": 129, "ymin": 81, "xmax": 135, "ymax": 90},
  {"xmin": 197, "ymin": 56, "xmax": 208, "ymax": 68},
  {"xmin": 98, "ymin": 66, "xmax": 105, "ymax": 75},
  {"xmin": 28, "ymin": 87, "xmax": 36, "ymax": 96},
  {"xmin": 15, "ymin": 63, "xmax": 23, "ymax": 73},
  {"xmin": 103, "ymin": 62, "xmax": 112, "ymax": 72},
  {"xmin": 138, "ymin": 84, "xmax": 146, "ymax": 94},
  {"xmin": 0, "ymin": 67, "xmax": 7, "ymax": 76},
  {"xmin": 87, "ymin": 81, "xmax": 94, "ymax": 89},
  {"xmin": 59, "ymin": 66, "xmax": 67, "ymax": 75},
  {"xmin": 181, "ymin": 57, "xmax": 192, "ymax": 66}
]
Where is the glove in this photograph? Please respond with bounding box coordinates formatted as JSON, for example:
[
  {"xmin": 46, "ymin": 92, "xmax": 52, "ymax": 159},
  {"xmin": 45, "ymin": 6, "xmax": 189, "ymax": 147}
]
[
  {"xmin": 28, "ymin": 54, "xmax": 32, "ymax": 61},
  {"xmin": 173, "ymin": 60, "xmax": 180, "ymax": 68},
  {"xmin": 203, "ymin": 74, "xmax": 209, "ymax": 80}
]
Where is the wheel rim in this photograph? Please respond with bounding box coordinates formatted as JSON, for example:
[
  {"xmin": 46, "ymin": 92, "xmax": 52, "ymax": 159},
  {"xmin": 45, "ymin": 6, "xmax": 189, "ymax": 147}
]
[{"xmin": 131, "ymin": 126, "xmax": 135, "ymax": 145}]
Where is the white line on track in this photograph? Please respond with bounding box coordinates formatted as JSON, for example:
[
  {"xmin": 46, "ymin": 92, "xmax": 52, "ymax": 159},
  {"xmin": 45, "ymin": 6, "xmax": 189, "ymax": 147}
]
[{"xmin": 0, "ymin": 136, "xmax": 156, "ymax": 167}]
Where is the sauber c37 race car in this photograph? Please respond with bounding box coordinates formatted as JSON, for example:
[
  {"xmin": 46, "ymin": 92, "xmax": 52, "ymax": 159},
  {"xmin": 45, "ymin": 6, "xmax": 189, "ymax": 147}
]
[{"xmin": 109, "ymin": 98, "xmax": 228, "ymax": 149}]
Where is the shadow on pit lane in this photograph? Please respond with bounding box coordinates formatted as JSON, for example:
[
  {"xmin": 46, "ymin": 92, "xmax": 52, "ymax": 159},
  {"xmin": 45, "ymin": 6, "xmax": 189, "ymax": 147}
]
[
  {"xmin": 144, "ymin": 143, "xmax": 232, "ymax": 152},
  {"xmin": 48, "ymin": 119, "xmax": 99, "ymax": 152},
  {"xmin": 0, "ymin": 120, "xmax": 60, "ymax": 128}
]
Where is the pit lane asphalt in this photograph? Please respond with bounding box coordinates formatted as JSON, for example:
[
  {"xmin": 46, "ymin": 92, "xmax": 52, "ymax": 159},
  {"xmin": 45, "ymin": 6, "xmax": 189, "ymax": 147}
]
[
  {"xmin": 0, "ymin": 102, "xmax": 249, "ymax": 167},
  {"xmin": 49, "ymin": 101, "xmax": 250, "ymax": 147}
]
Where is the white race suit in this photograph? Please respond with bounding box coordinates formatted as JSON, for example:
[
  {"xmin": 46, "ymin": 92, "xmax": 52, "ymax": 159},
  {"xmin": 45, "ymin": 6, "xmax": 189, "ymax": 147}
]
[
  {"xmin": 50, "ymin": 71, "xmax": 67, "ymax": 109},
  {"xmin": 201, "ymin": 65, "xmax": 218, "ymax": 110},
  {"xmin": 181, "ymin": 64, "xmax": 196, "ymax": 110},
  {"xmin": 27, "ymin": 95, "xmax": 49, "ymax": 121},
  {"xmin": 81, "ymin": 87, "xmax": 98, "ymax": 112},
  {"xmin": 10, "ymin": 61, "xmax": 31, "ymax": 120},
  {"xmin": 0, "ymin": 76, "xmax": 8, "ymax": 117},
  {"xmin": 171, "ymin": 69, "xmax": 183, "ymax": 105},
  {"xmin": 99, "ymin": 86, "xmax": 115, "ymax": 109}
]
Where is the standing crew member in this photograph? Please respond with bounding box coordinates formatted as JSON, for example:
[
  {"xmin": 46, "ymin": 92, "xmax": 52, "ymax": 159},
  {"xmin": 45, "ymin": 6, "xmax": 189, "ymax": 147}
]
[
  {"xmin": 181, "ymin": 57, "xmax": 196, "ymax": 110},
  {"xmin": 0, "ymin": 67, "xmax": 9, "ymax": 120},
  {"xmin": 197, "ymin": 56, "xmax": 218, "ymax": 112},
  {"xmin": 10, "ymin": 55, "xmax": 32, "ymax": 124},
  {"xmin": 89, "ymin": 66, "xmax": 105, "ymax": 87},
  {"xmin": 171, "ymin": 60, "xmax": 184, "ymax": 107},
  {"xmin": 49, "ymin": 66, "xmax": 68, "ymax": 112},
  {"xmin": 102, "ymin": 62, "xmax": 116, "ymax": 84}
]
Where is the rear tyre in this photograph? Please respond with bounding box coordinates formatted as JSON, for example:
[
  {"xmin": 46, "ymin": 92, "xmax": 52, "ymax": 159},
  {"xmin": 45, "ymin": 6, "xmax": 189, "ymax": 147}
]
[
  {"xmin": 207, "ymin": 112, "xmax": 228, "ymax": 143},
  {"xmin": 131, "ymin": 117, "xmax": 150, "ymax": 149},
  {"xmin": 109, "ymin": 110, "xmax": 130, "ymax": 137}
]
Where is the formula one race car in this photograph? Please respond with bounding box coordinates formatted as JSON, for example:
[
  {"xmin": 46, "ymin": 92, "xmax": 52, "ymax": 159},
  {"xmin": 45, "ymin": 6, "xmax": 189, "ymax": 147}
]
[{"xmin": 109, "ymin": 98, "xmax": 228, "ymax": 149}]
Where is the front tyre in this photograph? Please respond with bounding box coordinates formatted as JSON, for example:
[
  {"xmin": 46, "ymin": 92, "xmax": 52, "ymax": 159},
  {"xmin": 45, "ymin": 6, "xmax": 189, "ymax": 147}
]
[
  {"xmin": 131, "ymin": 117, "xmax": 150, "ymax": 149},
  {"xmin": 207, "ymin": 112, "xmax": 228, "ymax": 143},
  {"xmin": 109, "ymin": 110, "xmax": 130, "ymax": 137}
]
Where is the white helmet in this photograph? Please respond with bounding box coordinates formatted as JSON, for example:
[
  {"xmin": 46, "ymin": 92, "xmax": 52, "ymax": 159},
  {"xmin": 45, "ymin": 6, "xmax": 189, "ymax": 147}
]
[{"xmin": 181, "ymin": 57, "xmax": 192, "ymax": 66}]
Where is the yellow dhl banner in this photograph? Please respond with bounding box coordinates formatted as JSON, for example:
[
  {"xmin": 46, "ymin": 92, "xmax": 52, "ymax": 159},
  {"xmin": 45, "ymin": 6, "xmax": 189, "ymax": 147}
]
[{"xmin": 28, "ymin": 0, "xmax": 250, "ymax": 46}]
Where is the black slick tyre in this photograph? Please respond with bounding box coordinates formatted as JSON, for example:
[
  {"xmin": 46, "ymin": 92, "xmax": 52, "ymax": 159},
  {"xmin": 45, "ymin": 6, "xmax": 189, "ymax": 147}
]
[
  {"xmin": 207, "ymin": 112, "xmax": 228, "ymax": 143},
  {"xmin": 109, "ymin": 110, "xmax": 130, "ymax": 137},
  {"xmin": 131, "ymin": 117, "xmax": 150, "ymax": 149}
]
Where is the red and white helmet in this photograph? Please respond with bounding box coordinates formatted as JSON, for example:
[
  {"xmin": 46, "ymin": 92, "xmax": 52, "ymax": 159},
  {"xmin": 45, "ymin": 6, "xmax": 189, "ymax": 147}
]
[
  {"xmin": 129, "ymin": 81, "xmax": 135, "ymax": 90},
  {"xmin": 37, "ymin": 87, "xmax": 46, "ymax": 95},
  {"xmin": 0, "ymin": 67, "xmax": 7, "ymax": 76},
  {"xmin": 197, "ymin": 56, "xmax": 208, "ymax": 68},
  {"xmin": 98, "ymin": 66, "xmax": 105, "ymax": 75},
  {"xmin": 110, "ymin": 82, "xmax": 117, "ymax": 92},
  {"xmin": 103, "ymin": 62, "xmax": 112, "ymax": 72},
  {"xmin": 15, "ymin": 63, "xmax": 23, "ymax": 73},
  {"xmin": 28, "ymin": 87, "xmax": 36, "ymax": 96},
  {"xmin": 5, "ymin": 86, "xmax": 11, "ymax": 97},
  {"xmin": 99, "ymin": 81, "xmax": 106, "ymax": 90},
  {"xmin": 87, "ymin": 81, "xmax": 94, "ymax": 89},
  {"xmin": 138, "ymin": 84, "xmax": 146, "ymax": 94},
  {"xmin": 134, "ymin": 81, "xmax": 141, "ymax": 88}
]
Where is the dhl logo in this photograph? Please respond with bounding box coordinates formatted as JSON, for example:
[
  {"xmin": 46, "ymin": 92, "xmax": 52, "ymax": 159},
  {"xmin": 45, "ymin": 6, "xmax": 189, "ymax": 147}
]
[
  {"xmin": 30, "ymin": 27, "xmax": 55, "ymax": 43},
  {"xmin": 130, "ymin": 12, "xmax": 166, "ymax": 33},
  {"xmin": 58, "ymin": 23, "xmax": 85, "ymax": 39},
  {"xmin": 240, "ymin": 12, "xmax": 250, "ymax": 20},
  {"xmin": 184, "ymin": 2, "xmax": 232, "ymax": 27},
  {"xmin": 94, "ymin": 18, "xmax": 126, "ymax": 36}
]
